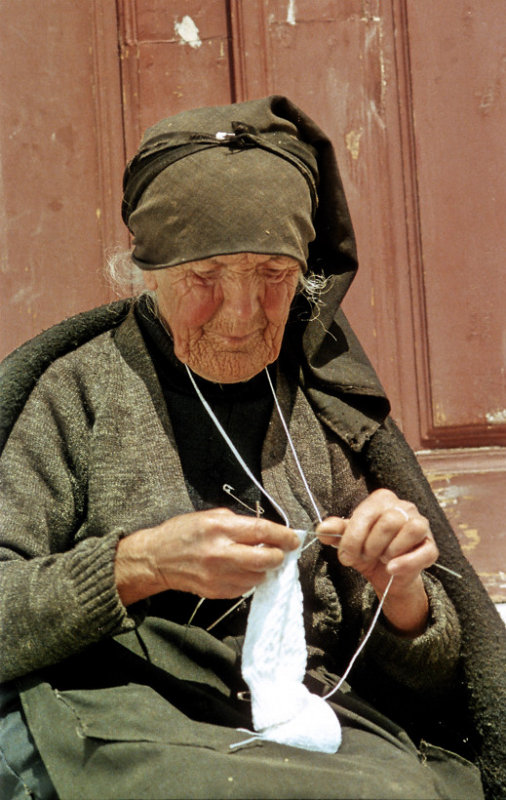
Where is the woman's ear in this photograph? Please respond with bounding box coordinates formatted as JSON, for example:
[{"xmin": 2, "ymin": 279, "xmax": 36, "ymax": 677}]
[{"xmin": 142, "ymin": 271, "xmax": 158, "ymax": 291}]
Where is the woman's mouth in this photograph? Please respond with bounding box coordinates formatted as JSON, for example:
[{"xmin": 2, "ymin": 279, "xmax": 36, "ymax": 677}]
[{"xmin": 215, "ymin": 331, "xmax": 259, "ymax": 348}]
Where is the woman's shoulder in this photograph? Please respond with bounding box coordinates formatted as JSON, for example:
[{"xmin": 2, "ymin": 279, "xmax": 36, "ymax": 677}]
[{"xmin": 0, "ymin": 301, "xmax": 135, "ymax": 453}]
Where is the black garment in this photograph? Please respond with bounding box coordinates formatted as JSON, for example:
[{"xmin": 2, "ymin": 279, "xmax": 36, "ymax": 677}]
[
  {"xmin": 17, "ymin": 619, "xmax": 484, "ymax": 800},
  {"xmin": 135, "ymin": 296, "xmax": 277, "ymax": 520}
]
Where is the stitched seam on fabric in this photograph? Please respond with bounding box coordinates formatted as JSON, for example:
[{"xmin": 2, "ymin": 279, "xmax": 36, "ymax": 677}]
[
  {"xmin": 0, "ymin": 745, "xmax": 33, "ymax": 797},
  {"xmin": 53, "ymin": 690, "xmax": 88, "ymax": 739}
]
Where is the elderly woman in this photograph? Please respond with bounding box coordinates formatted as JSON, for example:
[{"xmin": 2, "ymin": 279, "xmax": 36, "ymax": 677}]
[{"xmin": 0, "ymin": 97, "xmax": 503, "ymax": 800}]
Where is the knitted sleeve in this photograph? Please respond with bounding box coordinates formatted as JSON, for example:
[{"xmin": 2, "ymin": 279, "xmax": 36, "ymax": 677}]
[
  {"xmin": 0, "ymin": 347, "xmax": 141, "ymax": 684},
  {"xmin": 360, "ymin": 572, "xmax": 461, "ymax": 691}
]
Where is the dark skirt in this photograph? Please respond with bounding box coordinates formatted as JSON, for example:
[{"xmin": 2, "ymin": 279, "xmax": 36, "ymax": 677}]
[{"xmin": 9, "ymin": 619, "xmax": 483, "ymax": 800}]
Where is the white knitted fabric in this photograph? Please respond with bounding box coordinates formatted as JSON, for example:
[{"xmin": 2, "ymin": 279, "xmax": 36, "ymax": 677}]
[{"xmin": 241, "ymin": 530, "xmax": 342, "ymax": 753}]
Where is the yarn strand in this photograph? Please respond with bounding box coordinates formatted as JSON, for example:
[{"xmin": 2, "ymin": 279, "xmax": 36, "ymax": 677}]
[
  {"xmin": 323, "ymin": 575, "xmax": 394, "ymax": 700},
  {"xmin": 185, "ymin": 365, "xmax": 290, "ymax": 527},
  {"xmin": 265, "ymin": 368, "xmax": 323, "ymax": 525}
]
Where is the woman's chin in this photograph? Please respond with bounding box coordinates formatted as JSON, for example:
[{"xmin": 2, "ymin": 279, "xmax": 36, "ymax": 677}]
[{"xmin": 187, "ymin": 352, "xmax": 272, "ymax": 384}]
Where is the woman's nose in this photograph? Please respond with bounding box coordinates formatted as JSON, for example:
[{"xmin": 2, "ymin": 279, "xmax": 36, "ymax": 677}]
[{"xmin": 222, "ymin": 279, "xmax": 259, "ymax": 319}]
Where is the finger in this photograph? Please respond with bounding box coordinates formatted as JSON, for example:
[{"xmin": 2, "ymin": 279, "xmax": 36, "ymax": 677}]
[
  {"xmin": 315, "ymin": 517, "xmax": 347, "ymax": 547},
  {"xmin": 202, "ymin": 570, "xmax": 268, "ymax": 600},
  {"xmin": 337, "ymin": 510, "xmax": 380, "ymax": 566},
  {"xmin": 195, "ymin": 542, "xmax": 280, "ymax": 598},
  {"xmin": 337, "ymin": 492, "xmax": 417, "ymax": 565},
  {"xmin": 386, "ymin": 535, "xmax": 439, "ymax": 577},
  {"xmin": 381, "ymin": 517, "xmax": 434, "ymax": 562},
  {"xmin": 361, "ymin": 507, "xmax": 419, "ymax": 562},
  {"xmin": 226, "ymin": 541, "xmax": 287, "ymax": 573},
  {"xmin": 226, "ymin": 516, "xmax": 300, "ymax": 551}
]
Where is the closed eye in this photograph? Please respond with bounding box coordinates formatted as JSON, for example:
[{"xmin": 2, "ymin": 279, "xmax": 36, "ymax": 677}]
[
  {"xmin": 191, "ymin": 269, "xmax": 222, "ymax": 285},
  {"xmin": 258, "ymin": 266, "xmax": 299, "ymax": 282}
]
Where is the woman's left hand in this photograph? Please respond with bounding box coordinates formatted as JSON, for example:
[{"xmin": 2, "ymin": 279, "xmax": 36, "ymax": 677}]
[{"xmin": 316, "ymin": 489, "xmax": 439, "ymax": 636}]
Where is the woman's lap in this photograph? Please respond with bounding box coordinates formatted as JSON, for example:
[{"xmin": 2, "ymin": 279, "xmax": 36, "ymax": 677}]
[{"xmin": 4, "ymin": 678, "xmax": 483, "ymax": 800}]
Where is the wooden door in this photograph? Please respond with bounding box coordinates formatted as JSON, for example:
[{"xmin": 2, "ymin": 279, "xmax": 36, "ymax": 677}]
[
  {"xmin": 1, "ymin": 0, "xmax": 504, "ymax": 598},
  {"xmin": 0, "ymin": 0, "xmax": 127, "ymax": 358}
]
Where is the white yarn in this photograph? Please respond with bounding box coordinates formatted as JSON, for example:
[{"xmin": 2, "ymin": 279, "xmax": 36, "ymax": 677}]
[
  {"xmin": 241, "ymin": 529, "xmax": 341, "ymax": 753},
  {"xmin": 265, "ymin": 369, "xmax": 323, "ymax": 525},
  {"xmin": 184, "ymin": 363, "xmax": 384, "ymax": 754}
]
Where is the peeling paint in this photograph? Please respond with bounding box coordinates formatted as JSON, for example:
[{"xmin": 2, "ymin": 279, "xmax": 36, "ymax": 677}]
[
  {"xmin": 457, "ymin": 523, "xmax": 480, "ymax": 552},
  {"xmin": 345, "ymin": 129, "xmax": 363, "ymax": 160},
  {"xmin": 287, "ymin": 0, "xmax": 296, "ymax": 26},
  {"xmin": 360, "ymin": 7, "xmax": 387, "ymax": 114},
  {"xmin": 377, "ymin": 22, "xmax": 387, "ymax": 111},
  {"xmin": 479, "ymin": 85, "xmax": 496, "ymax": 114},
  {"xmin": 481, "ymin": 571, "xmax": 506, "ymax": 602},
  {"xmin": 360, "ymin": 0, "xmax": 381, "ymax": 24},
  {"xmin": 485, "ymin": 409, "xmax": 506, "ymax": 424},
  {"xmin": 433, "ymin": 402, "xmax": 447, "ymax": 426},
  {"xmin": 174, "ymin": 16, "xmax": 202, "ymax": 49},
  {"xmin": 432, "ymin": 484, "xmax": 466, "ymax": 508},
  {"xmin": 11, "ymin": 285, "xmax": 43, "ymax": 307}
]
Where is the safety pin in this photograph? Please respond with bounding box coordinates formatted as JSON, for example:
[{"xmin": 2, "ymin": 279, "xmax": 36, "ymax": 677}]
[
  {"xmin": 306, "ymin": 531, "xmax": 462, "ymax": 579},
  {"xmin": 223, "ymin": 484, "xmax": 264, "ymax": 517}
]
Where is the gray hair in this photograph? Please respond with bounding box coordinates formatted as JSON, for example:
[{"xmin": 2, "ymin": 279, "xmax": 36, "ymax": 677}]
[
  {"xmin": 105, "ymin": 249, "xmax": 330, "ymax": 308},
  {"xmin": 106, "ymin": 248, "xmax": 150, "ymax": 296}
]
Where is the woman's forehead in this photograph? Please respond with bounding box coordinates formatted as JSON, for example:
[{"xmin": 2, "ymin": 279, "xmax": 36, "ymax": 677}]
[{"xmin": 188, "ymin": 253, "xmax": 300, "ymax": 269}]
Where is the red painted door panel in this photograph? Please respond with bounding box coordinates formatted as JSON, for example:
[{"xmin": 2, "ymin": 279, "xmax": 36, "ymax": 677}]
[{"xmin": 0, "ymin": 0, "xmax": 126, "ymax": 358}]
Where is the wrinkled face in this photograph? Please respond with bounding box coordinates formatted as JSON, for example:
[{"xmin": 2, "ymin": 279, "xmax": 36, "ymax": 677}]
[{"xmin": 143, "ymin": 253, "xmax": 301, "ymax": 383}]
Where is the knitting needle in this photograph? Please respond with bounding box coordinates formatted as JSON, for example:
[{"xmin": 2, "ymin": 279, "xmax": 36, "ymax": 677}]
[
  {"xmin": 221, "ymin": 486, "xmax": 462, "ymax": 580},
  {"xmin": 203, "ymin": 489, "xmax": 263, "ymax": 632},
  {"xmin": 206, "ymin": 591, "xmax": 254, "ymax": 632},
  {"xmin": 306, "ymin": 531, "xmax": 462, "ymax": 579}
]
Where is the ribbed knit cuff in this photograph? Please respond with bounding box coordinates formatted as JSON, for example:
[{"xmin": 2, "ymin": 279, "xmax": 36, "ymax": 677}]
[
  {"xmin": 361, "ymin": 572, "xmax": 461, "ymax": 691},
  {"xmin": 68, "ymin": 530, "xmax": 145, "ymax": 639}
]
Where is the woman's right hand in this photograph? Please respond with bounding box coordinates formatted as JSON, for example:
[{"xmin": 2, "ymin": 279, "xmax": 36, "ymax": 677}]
[{"xmin": 114, "ymin": 508, "xmax": 300, "ymax": 606}]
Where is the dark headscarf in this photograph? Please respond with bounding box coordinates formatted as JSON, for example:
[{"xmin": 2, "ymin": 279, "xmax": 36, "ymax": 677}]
[
  {"xmin": 122, "ymin": 96, "xmax": 390, "ymax": 448},
  {"xmin": 124, "ymin": 129, "xmax": 317, "ymax": 270}
]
